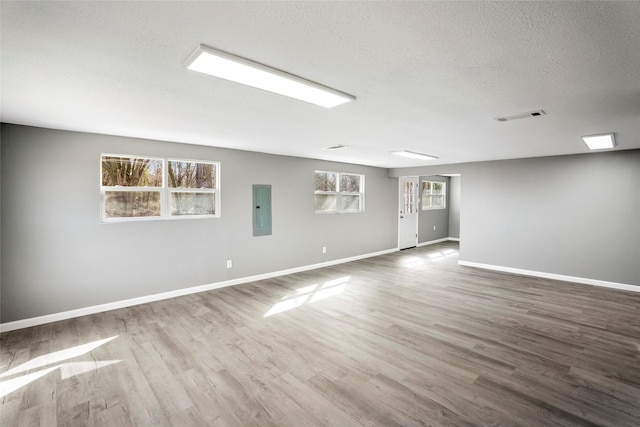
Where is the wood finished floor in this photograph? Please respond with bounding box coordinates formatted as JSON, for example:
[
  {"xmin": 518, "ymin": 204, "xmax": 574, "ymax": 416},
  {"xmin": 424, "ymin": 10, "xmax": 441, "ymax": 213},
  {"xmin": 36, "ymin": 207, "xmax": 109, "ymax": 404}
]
[{"xmin": 1, "ymin": 241, "xmax": 639, "ymax": 426}]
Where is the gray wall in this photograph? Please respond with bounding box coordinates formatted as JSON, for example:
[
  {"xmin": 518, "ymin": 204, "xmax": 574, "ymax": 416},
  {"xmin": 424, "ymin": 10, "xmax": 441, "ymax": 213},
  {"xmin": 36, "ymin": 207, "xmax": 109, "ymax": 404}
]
[
  {"xmin": 0, "ymin": 139, "xmax": 2, "ymax": 321},
  {"xmin": 390, "ymin": 150, "xmax": 640, "ymax": 286},
  {"xmin": 1, "ymin": 124, "xmax": 398, "ymax": 322},
  {"xmin": 418, "ymin": 176, "xmax": 450, "ymax": 244},
  {"xmin": 448, "ymin": 176, "xmax": 460, "ymax": 239}
]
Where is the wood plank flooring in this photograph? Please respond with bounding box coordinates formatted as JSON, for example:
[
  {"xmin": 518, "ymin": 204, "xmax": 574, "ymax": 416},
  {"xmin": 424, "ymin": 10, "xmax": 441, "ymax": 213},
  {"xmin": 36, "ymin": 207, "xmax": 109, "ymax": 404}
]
[{"xmin": 1, "ymin": 241, "xmax": 639, "ymax": 426}]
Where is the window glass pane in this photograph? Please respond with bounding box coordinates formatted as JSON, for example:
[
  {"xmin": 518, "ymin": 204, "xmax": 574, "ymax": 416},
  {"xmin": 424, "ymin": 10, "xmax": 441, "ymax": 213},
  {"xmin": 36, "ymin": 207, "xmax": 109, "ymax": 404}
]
[
  {"xmin": 403, "ymin": 181, "xmax": 415, "ymax": 213},
  {"xmin": 433, "ymin": 182, "xmax": 443, "ymax": 195},
  {"xmin": 315, "ymin": 194, "xmax": 337, "ymax": 212},
  {"xmin": 315, "ymin": 172, "xmax": 337, "ymax": 192},
  {"xmin": 171, "ymin": 192, "xmax": 216, "ymax": 216},
  {"xmin": 102, "ymin": 156, "xmax": 162, "ymax": 187},
  {"xmin": 342, "ymin": 195, "xmax": 361, "ymax": 211},
  {"xmin": 421, "ymin": 180, "xmax": 446, "ymax": 209},
  {"xmin": 168, "ymin": 161, "xmax": 216, "ymax": 189},
  {"xmin": 340, "ymin": 174, "xmax": 361, "ymax": 193},
  {"xmin": 104, "ymin": 191, "xmax": 161, "ymax": 217}
]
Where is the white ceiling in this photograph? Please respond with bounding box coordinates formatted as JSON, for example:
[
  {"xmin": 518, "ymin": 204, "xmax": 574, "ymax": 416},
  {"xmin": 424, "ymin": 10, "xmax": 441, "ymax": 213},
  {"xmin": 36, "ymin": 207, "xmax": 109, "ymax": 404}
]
[{"xmin": 2, "ymin": 1, "xmax": 639, "ymax": 168}]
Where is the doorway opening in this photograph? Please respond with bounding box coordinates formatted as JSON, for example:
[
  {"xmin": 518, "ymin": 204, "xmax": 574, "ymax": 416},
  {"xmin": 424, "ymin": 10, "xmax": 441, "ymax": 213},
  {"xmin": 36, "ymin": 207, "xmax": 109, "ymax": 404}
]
[
  {"xmin": 398, "ymin": 176, "xmax": 418, "ymax": 250},
  {"xmin": 398, "ymin": 174, "xmax": 461, "ymax": 250}
]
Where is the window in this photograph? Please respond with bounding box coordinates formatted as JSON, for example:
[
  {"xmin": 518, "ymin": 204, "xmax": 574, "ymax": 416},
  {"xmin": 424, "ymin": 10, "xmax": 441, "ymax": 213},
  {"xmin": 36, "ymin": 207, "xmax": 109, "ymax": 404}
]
[
  {"xmin": 101, "ymin": 155, "xmax": 164, "ymax": 219},
  {"xmin": 314, "ymin": 171, "xmax": 364, "ymax": 213},
  {"xmin": 421, "ymin": 180, "xmax": 446, "ymax": 210},
  {"xmin": 401, "ymin": 179, "xmax": 417, "ymax": 214},
  {"xmin": 101, "ymin": 154, "xmax": 220, "ymax": 222},
  {"xmin": 167, "ymin": 160, "xmax": 218, "ymax": 217}
]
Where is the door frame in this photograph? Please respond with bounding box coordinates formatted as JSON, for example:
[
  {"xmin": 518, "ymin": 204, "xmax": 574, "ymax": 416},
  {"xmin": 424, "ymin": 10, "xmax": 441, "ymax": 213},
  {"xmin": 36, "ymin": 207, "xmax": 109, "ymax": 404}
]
[{"xmin": 398, "ymin": 176, "xmax": 419, "ymax": 249}]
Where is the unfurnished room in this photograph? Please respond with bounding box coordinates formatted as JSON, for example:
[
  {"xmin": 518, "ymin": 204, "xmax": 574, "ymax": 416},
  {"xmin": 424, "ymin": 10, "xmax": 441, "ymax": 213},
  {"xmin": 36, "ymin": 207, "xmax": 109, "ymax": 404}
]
[{"xmin": 1, "ymin": 1, "xmax": 639, "ymax": 426}]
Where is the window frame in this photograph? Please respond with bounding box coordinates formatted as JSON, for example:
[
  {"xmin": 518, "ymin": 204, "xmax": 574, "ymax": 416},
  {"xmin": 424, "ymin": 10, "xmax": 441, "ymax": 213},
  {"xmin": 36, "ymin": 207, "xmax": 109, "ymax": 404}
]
[
  {"xmin": 100, "ymin": 153, "xmax": 221, "ymax": 223},
  {"xmin": 167, "ymin": 158, "xmax": 220, "ymax": 219},
  {"xmin": 421, "ymin": 180, "xmax": 446, "ymax": 210},
  {"xmin": 314, "ymin": 170, "xmax": 365, "ymax": 214}
]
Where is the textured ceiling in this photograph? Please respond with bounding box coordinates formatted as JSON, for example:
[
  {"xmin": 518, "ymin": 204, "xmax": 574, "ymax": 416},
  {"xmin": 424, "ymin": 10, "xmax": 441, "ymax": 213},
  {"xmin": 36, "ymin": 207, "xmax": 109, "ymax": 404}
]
[{"xmin": 2, "ymin": 1, "xmax": 639, "ymax": 167}]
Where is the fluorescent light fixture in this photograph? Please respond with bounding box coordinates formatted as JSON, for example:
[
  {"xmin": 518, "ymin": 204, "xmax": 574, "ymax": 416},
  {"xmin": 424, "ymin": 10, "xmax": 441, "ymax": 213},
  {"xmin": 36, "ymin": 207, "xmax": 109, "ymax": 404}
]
[
  {"xmin": 582, "ymin": 133, "xmax": 615, "ymax": 150},
  {"xmin": 391, "ymin": 150, "xmax": 438, "ymax": 160},
  {"xmin": 184, "ymin": 45, "xmax": 355, "ymax": 108}
]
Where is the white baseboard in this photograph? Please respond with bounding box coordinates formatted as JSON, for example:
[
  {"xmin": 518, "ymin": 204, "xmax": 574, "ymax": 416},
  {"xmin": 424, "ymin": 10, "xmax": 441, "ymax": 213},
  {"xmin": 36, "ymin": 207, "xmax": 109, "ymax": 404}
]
[
  {"xmin": 0, "ymin": 247, "xmax": 398, "ymax": 333},
  {"xmin": 417, "ymin": 237, "xmax": 459, "ymax": 247},
  {"xmin": 458, "ymin": 260, "xmax": 640, "ymax": 293}
]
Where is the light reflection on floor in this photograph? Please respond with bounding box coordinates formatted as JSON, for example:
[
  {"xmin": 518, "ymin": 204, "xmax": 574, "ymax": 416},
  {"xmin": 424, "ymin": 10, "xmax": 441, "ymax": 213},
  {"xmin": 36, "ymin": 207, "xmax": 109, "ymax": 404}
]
[
  {"xmin": 402, "ymin": 245, "xmax": 459, "ymax": 268},
  {"xmin": 427, "ymin": 248, "xmax": 458, "ymax": 260},
  {"xmin": 264, "ymin": 276, "xmax": 350, "ymax": 317},
  {"xmin": 0, "ymin": 336, "xmax": 120, "ymax": 398}
]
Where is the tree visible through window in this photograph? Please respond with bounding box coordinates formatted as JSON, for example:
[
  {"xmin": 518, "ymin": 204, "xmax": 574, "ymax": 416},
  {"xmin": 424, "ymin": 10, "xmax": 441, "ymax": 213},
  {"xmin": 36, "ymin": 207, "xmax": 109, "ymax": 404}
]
[
  {"xmin": 101, "ymin": 154, "xmax": 220, "ymax": 222},
  {"xmin": 315, "ymin": 171, "xmax": 364, "ymax": 213},
  {"xmin": 101, "ymin": 155, "xmax": 163, "ymax": 218},
  {"xmin": 421, "ymin": 180, "xmax": 446, "ymax": 210},
  {"xmin": 168, "ymin": 160, "xmax": 217, "ymax": 216}
]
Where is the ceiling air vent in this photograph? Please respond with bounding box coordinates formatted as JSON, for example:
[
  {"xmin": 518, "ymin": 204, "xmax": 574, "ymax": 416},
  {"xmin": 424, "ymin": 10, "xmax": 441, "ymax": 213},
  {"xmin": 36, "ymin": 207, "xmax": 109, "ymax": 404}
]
[
  {"xmin": 494, "ymin": 110, "xmax": 546, "ymax": 122},
  {"xmin": 323, "ymin": 144, "xmax": 348, "ymax": 150}
]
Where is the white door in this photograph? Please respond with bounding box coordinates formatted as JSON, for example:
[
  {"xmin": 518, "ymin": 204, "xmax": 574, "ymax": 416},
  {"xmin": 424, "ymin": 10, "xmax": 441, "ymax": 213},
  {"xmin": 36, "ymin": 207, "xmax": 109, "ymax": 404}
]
[{"xmin": 398, "ymin": 176, "xmax": 418, "ymax": 249}]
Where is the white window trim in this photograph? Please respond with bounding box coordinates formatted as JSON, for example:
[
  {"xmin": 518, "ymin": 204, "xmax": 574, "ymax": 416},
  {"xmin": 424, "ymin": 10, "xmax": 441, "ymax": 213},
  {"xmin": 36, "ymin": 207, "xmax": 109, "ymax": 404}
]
[
  {"xmin": 167, "ymin": 158, "xmax": 220, "ymax": 220},
  {"xmin": 100, "ymin": 154, "xmax": 221, "ymax": 223},
  {"xmin": 314, "ymin": 170, "xmax": 365, "ymax": 214},
  {"xmin": 421, "ymin": 180, "xmax": 446, "ymax": 210}
]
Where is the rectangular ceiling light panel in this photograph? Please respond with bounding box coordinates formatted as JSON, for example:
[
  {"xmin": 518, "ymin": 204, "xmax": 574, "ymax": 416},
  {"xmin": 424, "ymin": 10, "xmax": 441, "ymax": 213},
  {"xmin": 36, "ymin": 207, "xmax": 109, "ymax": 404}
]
[
  {"xmin": 185, "ymin": 45, "xmax": 355, "ymax": 108},
  {"xmin": 582, "ymin": 133, "xmax": 615, "ymax": 150},
  {"xmin": 391, "ymin": 150, "xmax": 438, "ymax": 160}
]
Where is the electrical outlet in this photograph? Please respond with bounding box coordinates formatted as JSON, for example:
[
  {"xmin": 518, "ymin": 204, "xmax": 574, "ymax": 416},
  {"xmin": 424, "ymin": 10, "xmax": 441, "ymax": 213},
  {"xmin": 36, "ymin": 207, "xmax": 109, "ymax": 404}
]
[
  {"xmin": 433, "ymin": 226, "xmax": 436, "ymax": 230},
  {"xmin": 226, "ymin": 260, "xmax": 232, "ymax": 268},
  {"xmin": 322, "ymin": 246, "xmax": 327, "ymax": 254}
]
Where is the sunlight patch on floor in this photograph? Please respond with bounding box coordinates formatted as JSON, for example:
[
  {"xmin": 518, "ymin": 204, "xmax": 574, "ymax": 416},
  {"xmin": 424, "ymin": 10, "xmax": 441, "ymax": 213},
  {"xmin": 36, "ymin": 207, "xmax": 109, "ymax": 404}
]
[
  {"xmin": 0, "ymin": 366, "xmax": 59, "ymax": 398},
  {"xmin": 1, "ymin": 336, "xmax": 117, "ymax": 378},
  {"xmin": 402, "ymin": 256, "xmax": 425, "ymax": 268},
  {"xmin": 264, "ymin": 276, "xmax": 350, "ymax": 317},
  {"xmin": 0, "ymin": 336, "xmax": 120, "ymax": 398},
  {"xmin": 427, "ymin": 249, "xmax": 458, "ymax": 260}
]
